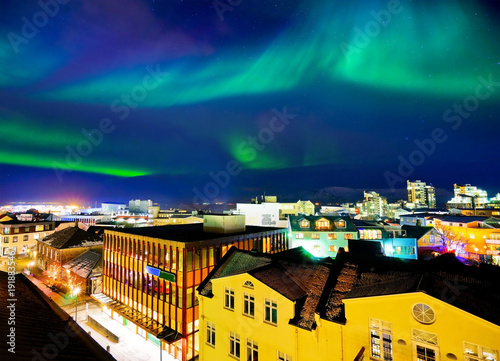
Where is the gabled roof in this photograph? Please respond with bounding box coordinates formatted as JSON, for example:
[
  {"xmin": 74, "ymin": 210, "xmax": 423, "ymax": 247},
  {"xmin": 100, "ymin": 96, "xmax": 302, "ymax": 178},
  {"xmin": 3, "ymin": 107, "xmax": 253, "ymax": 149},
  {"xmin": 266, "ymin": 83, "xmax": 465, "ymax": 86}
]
[
  {"xmin": 289, "ymin": 215, "xmax": 357, "ymax": 232},
  {"xmin": 63, "ymin": 250, "xmax": 102, "ymax": 279},
  {"xmin": 197, "ymin": 246, "xmax": 331, "ymax": 330},
  {"xmin": 402, "ymin": 225, "xmax": 440, "ymax": 240},
  {"xmin": 199, "ymin": 246, "xmax": 500, "ymax": 329},
  {"xmin": 41, "ymin": 225, "xmax": 101, "ymax": 249},
  {"xmin": 341, "ymin": 253, "xmax": 500, "ymax": 326}
]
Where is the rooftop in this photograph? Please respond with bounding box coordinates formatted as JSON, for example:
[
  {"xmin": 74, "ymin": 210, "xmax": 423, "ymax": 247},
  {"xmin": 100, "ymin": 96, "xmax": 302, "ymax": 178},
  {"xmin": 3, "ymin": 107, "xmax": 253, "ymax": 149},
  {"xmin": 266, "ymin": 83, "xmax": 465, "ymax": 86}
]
[
  {"xmin": 41, "ymin": 225, "xmax": 101, "ymax": 249},
  {"xmin": 108, "ymin": 223, "xmax": 283, "ymax": 242},
  {"xmin": 63, "ymin": 250, "xmax": 102, "ymax": 279},
  {"xmin": 199, "ymin": 247, "xmax": 500, "ymax": 329}
]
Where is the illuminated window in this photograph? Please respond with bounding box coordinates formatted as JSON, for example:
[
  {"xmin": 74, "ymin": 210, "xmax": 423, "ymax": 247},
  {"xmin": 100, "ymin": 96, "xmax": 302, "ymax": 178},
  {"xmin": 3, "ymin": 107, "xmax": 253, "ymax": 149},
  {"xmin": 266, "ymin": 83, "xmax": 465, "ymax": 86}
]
[
  {"xmin": 247, "ymin": 339, "xmax": 258, "ymax": 361},
  {"xmin": 13, "ymin": 236, "xmax": 18, "ymax": 243},
  {"xmin": 206, "ymin": 321, "xmax": 215, "ymax": 347},
  {"xmin": 243, "ymin": 293, "xmax": 254, "ymax": 317},
  {"xmin": 299, "ymin": 220, "xmax": 309, "ymax": 228},
  {"xmin": 3, "ymin": 228, "xmax": 10, "ymax": 234},
  {"xmin": 229, "ymin": 331, "xmax": 240, "ymax": 358},
  {"xmin": 265, "ymin": 299, "xmax": 278, "ymax": 325},
  {"xmin": 345, "ymin": 234, "xmax": 353, "ymax": 240},
  {"xmin": 336, "ymin": 220, "xmax": 346, "ymax": 228},
  {"xmin": 14, "ymin": 228, "xmax": 19, "ymax": 234},
  {"xmin": 370, "ymin": 318, "xmax": 393, "ymax": 361},
  {"xmin": 464, "ymin": 342, "xmax": 498, "ymax": 361},
  {"xmin": 328, "ymin": 233, "xmax": 337, "ymax": 240},
  {"xmin": 35, "ymin": 225, "xmax": 44, "ymax": 231},
  {"xmin": 316, "ymin": 219, "xmax": 330, "ymax": 229},
  {"xmin": 311, "ymin": 233, "xmax": 320, "ymax": 239},
  {"xmin": 224, "ymin": 288, "xmax": 234, "ymax": 310},
  {"xmin": 329, "ymin": 245, "xmax": 337, "ymax": 252},
  {"xmin": 416, "ymin": 345, "xmax": 437, "ymax": 361},
  {"xmin": 295, "ymin": 233, "xmax": 304, "ymax": 239}
]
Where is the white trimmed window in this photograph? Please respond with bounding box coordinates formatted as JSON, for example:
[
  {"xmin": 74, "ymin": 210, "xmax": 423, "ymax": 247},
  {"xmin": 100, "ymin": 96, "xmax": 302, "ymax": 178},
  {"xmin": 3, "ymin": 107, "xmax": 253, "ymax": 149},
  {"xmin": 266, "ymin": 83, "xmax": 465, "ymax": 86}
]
[
  {"xmin": 299, "ymin": 220, "xmax": 309, "ymax": 228},
  {"xmin": 229, "ymin": 331, "xmax": 240, "ymax": 358},
  {"xmin": 265, "ymin": 299, "xmax": 277, "ymax": 325},
  {"xmin": 278, "ymin": 351, "xmax": 292, "ymax": 361},
  {"xmin": 243, "ymin": 293, "xmax": 254, "ymax": 317},
  {"xmin": 295, "ymin": 233, "xmax": 304, "ymax": 239},
  {"xmin": 370, "ymin": 318, "xmax": 393, "ymax": 361},
  {"xmin": 224, "ymin": 287, "xmax": 234, "ymax": 310},
  {"xmin": 246, "ymin": 339, "xmax": 258, "ymax": 361},
  {"xmin": 206, "ymin": 321, "xmax": 215, "ymax": 347},
  {"xmin": 464, "ymin": 342, "xmax": 498, "ymax": 361}
]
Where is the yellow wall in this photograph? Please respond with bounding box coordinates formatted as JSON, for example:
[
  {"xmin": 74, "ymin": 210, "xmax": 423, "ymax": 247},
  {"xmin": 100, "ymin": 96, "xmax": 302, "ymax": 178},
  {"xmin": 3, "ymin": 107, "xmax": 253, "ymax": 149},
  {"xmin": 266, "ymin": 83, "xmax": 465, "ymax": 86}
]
[
  {"xmin": 438, "ymin": 223, "xmax": 500, "ymax": 255},
  {"xmin": 342, "ymin": 292, "xmax": 500, "ymax": 361},
  {"xmin": 200, "ymin": 272, "xmax": 341, "ymax": 361}
]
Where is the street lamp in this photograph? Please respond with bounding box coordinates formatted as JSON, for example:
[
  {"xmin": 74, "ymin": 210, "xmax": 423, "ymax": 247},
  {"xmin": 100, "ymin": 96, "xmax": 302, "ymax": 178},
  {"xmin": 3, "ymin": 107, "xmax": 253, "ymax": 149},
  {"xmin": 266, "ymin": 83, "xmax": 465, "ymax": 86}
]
[
  {"xmin": 29, "ymin": 261, "xmax": 34, "ymax": 276},
  {"xmin": 73, "ymin": 287, "xmax": 81, "ymax": 322}
]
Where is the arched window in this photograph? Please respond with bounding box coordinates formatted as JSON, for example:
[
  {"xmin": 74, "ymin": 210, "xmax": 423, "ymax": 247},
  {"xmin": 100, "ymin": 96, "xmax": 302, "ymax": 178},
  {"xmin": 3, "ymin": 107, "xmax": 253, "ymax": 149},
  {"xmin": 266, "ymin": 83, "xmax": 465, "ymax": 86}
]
[{"xmin": 244, "ymin": 280, "xmax": 254, "ymax": 289}]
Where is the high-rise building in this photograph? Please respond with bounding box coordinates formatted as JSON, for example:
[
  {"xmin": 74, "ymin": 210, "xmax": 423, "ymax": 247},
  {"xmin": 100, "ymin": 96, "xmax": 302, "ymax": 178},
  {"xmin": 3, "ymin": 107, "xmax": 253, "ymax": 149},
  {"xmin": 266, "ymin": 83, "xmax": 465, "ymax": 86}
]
[
  {"xmin": 358, "ymin": 191, "xmax": 387, "ymax": 219},
  {"xmin": 447, "ymin": 184, "xmax": 489, "ymax": 210},
  {"xmin": 407, "ymin": 180, "xmax": 436, "ymax": 208}
]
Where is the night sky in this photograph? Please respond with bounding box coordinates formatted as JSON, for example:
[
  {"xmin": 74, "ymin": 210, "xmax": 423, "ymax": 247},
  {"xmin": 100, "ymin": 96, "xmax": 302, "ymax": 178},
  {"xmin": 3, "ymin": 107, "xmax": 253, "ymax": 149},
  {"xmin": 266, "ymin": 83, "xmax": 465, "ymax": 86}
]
[{"xmin": 0, "ymin": 0, "xmax": 499, "ymax": 206}]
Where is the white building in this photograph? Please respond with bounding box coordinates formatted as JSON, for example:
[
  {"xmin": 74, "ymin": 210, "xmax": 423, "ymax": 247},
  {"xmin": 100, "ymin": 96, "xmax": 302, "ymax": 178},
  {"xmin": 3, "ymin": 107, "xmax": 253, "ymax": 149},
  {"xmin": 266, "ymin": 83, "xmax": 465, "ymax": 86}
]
[
  {"xmin": 129, "ymin": 199, "xmax": 153, "ymax": 214},
  {"xmin": 234, "ymin": 203, "xmax": 286, "ymax": 227}
]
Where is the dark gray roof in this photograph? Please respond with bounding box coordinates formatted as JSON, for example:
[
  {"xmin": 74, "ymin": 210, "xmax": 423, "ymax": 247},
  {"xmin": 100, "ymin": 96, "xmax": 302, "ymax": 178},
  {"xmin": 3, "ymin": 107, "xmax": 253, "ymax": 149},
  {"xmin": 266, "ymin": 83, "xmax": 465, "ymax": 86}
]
[
  {"xmin": 42, "ymin": 226, "xmax": 101, "ymax": 249},
  {"xmin": 0, "ymin": 272, "xmax": 115, "ymax": 361},
  {"xmin": 401, "ymin": 225, "xmax": 440, "ymax": 240},
  {"xmin": 198, "ymin": 246, "xmax": 331, "ymax": 330},
  {"xmin": 63, "ymin": 250, "xmax": 102, "ymax": 279},
  {"xmin": 289, "ymin": 215, "xmax": 357, "ymax": 232},
  {"xmin": 109, "ymin": 223, "xmax": 282, "ymax": 242}
]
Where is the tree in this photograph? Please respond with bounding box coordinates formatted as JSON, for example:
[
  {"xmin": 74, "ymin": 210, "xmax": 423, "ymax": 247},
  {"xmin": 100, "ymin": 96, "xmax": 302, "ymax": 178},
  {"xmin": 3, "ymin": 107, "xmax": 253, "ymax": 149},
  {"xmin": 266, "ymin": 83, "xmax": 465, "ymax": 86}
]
[{"xmin": 434, "ymin": 224, "xmax": 471, "ymax": 259}]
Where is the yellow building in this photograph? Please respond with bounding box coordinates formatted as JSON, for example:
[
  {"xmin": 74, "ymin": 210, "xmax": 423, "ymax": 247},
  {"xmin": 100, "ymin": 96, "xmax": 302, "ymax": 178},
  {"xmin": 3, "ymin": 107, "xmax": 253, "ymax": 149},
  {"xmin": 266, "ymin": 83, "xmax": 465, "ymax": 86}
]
[
  {"xmin": 198, "ymin": 247, "xmax": 500, "ymax": 361},
  {"xmin": 434, "ymin": 217, "xmax": 500, "ymax": 264}
]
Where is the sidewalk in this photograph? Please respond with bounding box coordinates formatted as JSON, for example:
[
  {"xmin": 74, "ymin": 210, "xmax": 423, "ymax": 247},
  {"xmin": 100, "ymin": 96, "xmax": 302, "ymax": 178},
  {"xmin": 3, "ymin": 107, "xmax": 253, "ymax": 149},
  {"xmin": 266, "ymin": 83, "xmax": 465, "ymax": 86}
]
[{"xmin": 26, "ymin": 270, "xmax": 178, "ymax": 361}]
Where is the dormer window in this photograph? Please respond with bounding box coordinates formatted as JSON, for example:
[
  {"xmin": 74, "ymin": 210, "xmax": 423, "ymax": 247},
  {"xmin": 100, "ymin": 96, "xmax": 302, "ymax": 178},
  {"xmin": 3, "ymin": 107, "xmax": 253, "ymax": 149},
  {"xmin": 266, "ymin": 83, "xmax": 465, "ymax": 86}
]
[
  {"xmin": 315, "ymin": 219, "xmax": 330, "ymax": 230},
  {"xmin": 336, "ymin": 220, "xmax": 346, "ymax": 228},
  {"xmin": 299, "ymin": 220, "xmax": 310, "ymax": 228}
]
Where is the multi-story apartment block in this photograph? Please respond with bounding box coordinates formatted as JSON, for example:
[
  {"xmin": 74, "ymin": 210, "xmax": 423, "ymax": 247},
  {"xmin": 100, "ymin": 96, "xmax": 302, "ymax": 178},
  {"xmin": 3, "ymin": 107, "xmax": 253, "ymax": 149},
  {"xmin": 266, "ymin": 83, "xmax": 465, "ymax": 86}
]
[
  {"xmin": 0, "ymin": 219, "xmax": 56, "ymax": 257},
  {"xmin": 407, "ymin": 180, "xmax": 436, "ymax": 208},
  {"xmin": 447, "ymin": 184, "xmax": 489, "ymax": 210},
  {"xmin": 94, "ymin": 214, "xmax": 289, "ymax": 361},
  {"xmin": 198, "ymin": 247, "xmax": 500, "ymax": 361},
  {"xmin": 358, "ymin": 191, "xmax": 388, "ymax": 219}
]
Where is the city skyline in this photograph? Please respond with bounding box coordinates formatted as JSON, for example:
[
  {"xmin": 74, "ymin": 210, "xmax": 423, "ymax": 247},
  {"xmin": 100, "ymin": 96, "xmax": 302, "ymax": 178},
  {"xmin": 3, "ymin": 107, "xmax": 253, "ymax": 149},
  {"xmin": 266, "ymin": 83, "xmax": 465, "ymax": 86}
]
[{"xmin": 1, "ymin": 0, "xmax": 499, "ymax": 205}]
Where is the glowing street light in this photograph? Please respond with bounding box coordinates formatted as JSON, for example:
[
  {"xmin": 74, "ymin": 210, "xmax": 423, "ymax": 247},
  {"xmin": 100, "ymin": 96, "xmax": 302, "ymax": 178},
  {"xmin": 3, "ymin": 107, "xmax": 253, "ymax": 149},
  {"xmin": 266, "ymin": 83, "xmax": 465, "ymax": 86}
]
[{"xmin": 73, "ymin": 287, "xmax": 81, "ymax": 322}]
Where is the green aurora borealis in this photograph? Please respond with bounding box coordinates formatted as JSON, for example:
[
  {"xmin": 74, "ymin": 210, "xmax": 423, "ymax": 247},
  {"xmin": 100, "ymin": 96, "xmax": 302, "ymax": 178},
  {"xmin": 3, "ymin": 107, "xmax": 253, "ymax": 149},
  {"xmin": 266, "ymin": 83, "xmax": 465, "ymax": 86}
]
[{"xmin": 1, "ymin": 0, "xmax": 499, "ymax": 201}]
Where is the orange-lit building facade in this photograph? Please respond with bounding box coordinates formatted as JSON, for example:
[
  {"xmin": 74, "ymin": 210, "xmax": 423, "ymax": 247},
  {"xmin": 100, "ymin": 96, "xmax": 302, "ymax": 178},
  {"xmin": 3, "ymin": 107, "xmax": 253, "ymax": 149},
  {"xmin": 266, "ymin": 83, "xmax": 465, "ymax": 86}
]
[{"xmin": 97, "ymin": 216, "xmax": 288, "ymax": 361}]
